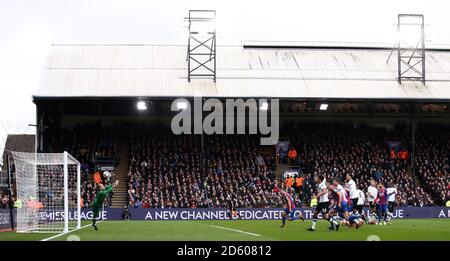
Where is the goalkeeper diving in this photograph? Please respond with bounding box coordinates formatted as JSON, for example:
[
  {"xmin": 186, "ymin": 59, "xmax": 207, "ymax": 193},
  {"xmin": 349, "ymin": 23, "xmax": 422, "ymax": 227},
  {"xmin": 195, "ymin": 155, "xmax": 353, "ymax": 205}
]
[{"xmin": 91, "ymin": 180, "xmax": 119, "ymax": 230}]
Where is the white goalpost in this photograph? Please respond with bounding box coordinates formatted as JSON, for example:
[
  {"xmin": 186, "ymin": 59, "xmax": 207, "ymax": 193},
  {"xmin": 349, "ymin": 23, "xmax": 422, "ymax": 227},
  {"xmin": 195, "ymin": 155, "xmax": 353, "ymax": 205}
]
[{"xmin": 12, "ymin": 151, "xmax": 81, "ymax": 233}]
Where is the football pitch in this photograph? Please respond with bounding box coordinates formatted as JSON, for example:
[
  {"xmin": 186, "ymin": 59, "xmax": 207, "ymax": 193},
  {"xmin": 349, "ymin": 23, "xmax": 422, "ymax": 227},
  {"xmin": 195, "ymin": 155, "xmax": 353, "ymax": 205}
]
[{"xmin": 1, "ymin": 219, "xmax": 449, "ymax": 241}]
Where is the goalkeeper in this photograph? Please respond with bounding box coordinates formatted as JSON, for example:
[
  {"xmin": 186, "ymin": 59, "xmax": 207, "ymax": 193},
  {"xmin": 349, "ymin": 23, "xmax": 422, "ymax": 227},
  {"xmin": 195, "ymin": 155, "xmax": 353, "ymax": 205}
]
[{"xmin": 91, "ymin": 180, "xmax": 119, "ymax": 230}]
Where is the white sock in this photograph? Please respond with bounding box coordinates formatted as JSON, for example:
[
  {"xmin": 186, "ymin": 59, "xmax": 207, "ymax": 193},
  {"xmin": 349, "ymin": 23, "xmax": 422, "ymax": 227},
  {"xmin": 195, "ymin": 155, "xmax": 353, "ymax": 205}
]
[
  {"xmin": 311, "ymin": 219, "xmax": 317, "ymax": 229},
  {"xmin": 330, "ymin": 216, "xmax": 338, "ymax": 225}
]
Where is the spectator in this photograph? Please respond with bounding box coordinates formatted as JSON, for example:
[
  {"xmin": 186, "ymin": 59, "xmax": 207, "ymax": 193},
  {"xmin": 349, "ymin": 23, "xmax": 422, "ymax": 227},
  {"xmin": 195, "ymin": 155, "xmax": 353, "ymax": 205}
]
[{"xmin": 288, "ymin": 147, "xmax": 298, "ymax": 164}]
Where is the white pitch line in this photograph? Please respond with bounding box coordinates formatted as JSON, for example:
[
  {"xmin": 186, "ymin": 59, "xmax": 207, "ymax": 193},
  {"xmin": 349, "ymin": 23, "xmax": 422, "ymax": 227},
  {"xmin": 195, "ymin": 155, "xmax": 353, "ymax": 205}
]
[
  {"xmin": 41, "ymin": 221, "xmax": 102, "ymax": 241},
  {"xmin": 210, "ymin": 225, "xmax": 261, "ymax": 237}
]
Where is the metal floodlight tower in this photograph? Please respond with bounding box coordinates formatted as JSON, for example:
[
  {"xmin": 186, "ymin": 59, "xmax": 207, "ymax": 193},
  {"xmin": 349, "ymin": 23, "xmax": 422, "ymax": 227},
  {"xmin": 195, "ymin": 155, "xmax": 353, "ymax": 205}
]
[
  {"xmin": 397, "ymin": 14, "xmax": 425, "ymax": 84},
  {"xmin": 186, "ymin": 10, "xmax": 216, "ymax": 82}
]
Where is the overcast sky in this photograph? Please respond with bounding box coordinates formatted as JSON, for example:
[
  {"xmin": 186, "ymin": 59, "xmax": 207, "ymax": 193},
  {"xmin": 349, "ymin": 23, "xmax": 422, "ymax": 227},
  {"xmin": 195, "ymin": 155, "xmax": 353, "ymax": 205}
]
[{"xmin": 0, "ymin": 0, "xmax": 449, "ymax": 154}]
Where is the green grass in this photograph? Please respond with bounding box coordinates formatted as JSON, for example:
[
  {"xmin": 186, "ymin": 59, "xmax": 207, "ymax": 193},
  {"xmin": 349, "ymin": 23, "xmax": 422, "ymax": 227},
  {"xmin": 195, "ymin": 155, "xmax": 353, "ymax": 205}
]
[{"xmin": 1, "ymin": 219, "xmax": 449, "ymax": 241}]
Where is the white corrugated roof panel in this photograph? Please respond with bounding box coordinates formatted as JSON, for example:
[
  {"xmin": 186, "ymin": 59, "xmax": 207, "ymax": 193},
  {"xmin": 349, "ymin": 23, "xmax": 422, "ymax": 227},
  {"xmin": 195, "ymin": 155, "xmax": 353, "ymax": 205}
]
[{"xmin": 35, "ymin": 44, "xmax": 450, "ymax": 100}]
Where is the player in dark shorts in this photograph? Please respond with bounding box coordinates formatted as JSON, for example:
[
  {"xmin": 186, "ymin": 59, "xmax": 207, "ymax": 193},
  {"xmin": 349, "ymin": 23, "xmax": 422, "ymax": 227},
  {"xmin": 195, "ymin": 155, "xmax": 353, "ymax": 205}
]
[
  {"xmin": 367, "ymin": 179, "xmax": 378, "ymax": 223},
  {"xmin": 307, "ymin": 175, "xmax": 333, "ymax": 231},
  {"xmin": 356, "ymin": 203, "xmax": 363, "ymax": 214},
  {"xmin": 354, "ymin": 189, "xmax": 367, "ymax": 222},
  {"xmin": 386, "ymin": 182, "xmax": 397, "ymax": 223},
  {"xmin": 388, "ymin": 201, "xmax": 395, "ymax": 213},
  {"xmin": 369, "ymin": 201, "xmax": 376, "ymax": 211},
  {"xmin": 316, "ymin": 202, "xmax": 330, "ymax": 215}
]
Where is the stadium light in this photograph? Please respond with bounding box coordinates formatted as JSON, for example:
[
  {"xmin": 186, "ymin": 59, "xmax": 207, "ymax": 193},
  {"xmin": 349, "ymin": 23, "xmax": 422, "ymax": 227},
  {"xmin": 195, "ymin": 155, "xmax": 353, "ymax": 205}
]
[
  {"xmin": 260, "ymin": 102, "xmax": 269, "ymax": 111},
  {"xmin": 177, "ymin": 101, "xmax": 188, "ymax": 110},
  {"xmin": 319, "ymin": 103, "xmax": 328, "ymax": 111},
  {"xmin": 137, "ymin": 101, "xmax": 147, "ymax": 111}
]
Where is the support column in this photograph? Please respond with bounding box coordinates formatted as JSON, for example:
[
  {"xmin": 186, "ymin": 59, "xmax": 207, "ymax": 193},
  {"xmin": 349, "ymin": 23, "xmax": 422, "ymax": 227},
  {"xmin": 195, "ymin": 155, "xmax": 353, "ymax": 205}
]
[{"xmin": 411, "ymin": 119, "xmax": 416, "ymax": 192}]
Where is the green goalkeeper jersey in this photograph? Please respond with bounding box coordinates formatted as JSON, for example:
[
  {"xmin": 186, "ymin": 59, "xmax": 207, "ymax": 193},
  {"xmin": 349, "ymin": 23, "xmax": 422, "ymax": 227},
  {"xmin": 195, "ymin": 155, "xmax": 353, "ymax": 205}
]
[{"xmin": 92, "ymin": 185, "xmax": 113, "ymax": 208}]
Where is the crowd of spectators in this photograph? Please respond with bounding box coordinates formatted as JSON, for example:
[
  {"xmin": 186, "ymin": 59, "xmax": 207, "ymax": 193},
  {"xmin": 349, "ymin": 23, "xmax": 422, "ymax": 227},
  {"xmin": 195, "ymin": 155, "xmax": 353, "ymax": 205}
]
[
  {"xmin": 62, "ymin": 122, "xmax": 119, "ymax": 208},
  {"xmin": 126, "ymin": 125, "xmax": 282, "ymax": 209},
  {"xmin": 280, "ymin": 121, "xmax": 435, "ymax": 207},
  {"xmin": 47, "ymin": 120, "xmax": 449, "ymax": 209},
  {"xmin": 415, "ymin": 124, "xmax": 450, "ymax": 205},
  {"xmin": 203, "ymin": 136, "xmax": 278, "ymax": 208},
  {"xmin": 127, "ymin": 131, "xmax": 205, "ymax": 208},
  {"xmin": 62, "ymin": 122, "xmax": 120, "ymax": 174},
  {"xmin": 0, "ymin": 191, "xmax": 10, "ymax": 209},
  {"xmin": 125, "ymin": 121, "xmax": 448, "ymax": 208}
]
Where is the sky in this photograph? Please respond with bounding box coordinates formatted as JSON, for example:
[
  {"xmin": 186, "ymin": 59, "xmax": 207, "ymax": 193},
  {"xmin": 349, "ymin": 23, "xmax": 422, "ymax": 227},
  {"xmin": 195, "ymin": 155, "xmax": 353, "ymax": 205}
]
[{"xmin": 0, "ymin": 0, "xmax": 449, "ymax": 155}]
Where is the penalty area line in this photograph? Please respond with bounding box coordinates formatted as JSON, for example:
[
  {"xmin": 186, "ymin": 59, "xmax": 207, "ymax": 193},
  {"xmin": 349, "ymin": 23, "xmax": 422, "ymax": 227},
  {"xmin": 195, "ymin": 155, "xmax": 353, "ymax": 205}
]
[
  {"xmin": 41, "ymin": 221, "xmax": 102, "ymax": 241},
  {"xmin": 209, "ymin": 225, "xmax": 261, "ymax": 237}
]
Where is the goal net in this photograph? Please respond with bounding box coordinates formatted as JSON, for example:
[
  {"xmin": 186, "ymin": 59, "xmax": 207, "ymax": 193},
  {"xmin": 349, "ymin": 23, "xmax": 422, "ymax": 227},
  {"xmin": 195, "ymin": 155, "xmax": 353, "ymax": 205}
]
[{"xmin": 12, "ymin": 151, "xmax": 81, "ymax": 233}]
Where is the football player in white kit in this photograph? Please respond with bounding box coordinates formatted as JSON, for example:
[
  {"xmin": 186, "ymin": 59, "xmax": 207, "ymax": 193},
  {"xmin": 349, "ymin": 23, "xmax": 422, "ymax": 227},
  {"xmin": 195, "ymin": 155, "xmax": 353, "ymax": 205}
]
[
  {"xmin": 366, "ymin": 179, "xmax": 378, "ymax": 224},
  {"xmin": 345, "ymin": 174, "xmax": 359, "ymax": 214},
  {"xmin": 307, "ymin": 175, "xmax": 333, "ymax": 231},
  {"xmin": 355, "ymin": 188, "xmax": 367, "ymax": 222},
  {"xmin": 386, "ymin": 182, "xmax": 397, "ymax": 224}
]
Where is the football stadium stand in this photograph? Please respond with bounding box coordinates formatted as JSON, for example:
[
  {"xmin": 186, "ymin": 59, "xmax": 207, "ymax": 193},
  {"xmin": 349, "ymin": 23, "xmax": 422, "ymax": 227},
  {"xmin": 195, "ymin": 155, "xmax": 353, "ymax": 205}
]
[{"xmin": 9, "ymin": 43, "xmax": 449, "ymax": 210}]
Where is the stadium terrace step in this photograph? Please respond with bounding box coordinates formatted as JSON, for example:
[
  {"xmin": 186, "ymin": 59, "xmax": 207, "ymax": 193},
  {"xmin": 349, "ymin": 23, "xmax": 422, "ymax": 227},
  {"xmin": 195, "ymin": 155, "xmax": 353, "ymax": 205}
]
[
  {"xmin": 110, "ymin": 140, "xmax": 130, "ymax": 207},
  {"xmin": 275, "ymin": 164, "xmax": 293, "ymax": 179},
  {"xmin": 110, "ymin": 201, "xmax": 126, "ymax": 207},
  {"xmin": 406, "ymin": 163, "xmax": 425, "ymax": 190}
]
